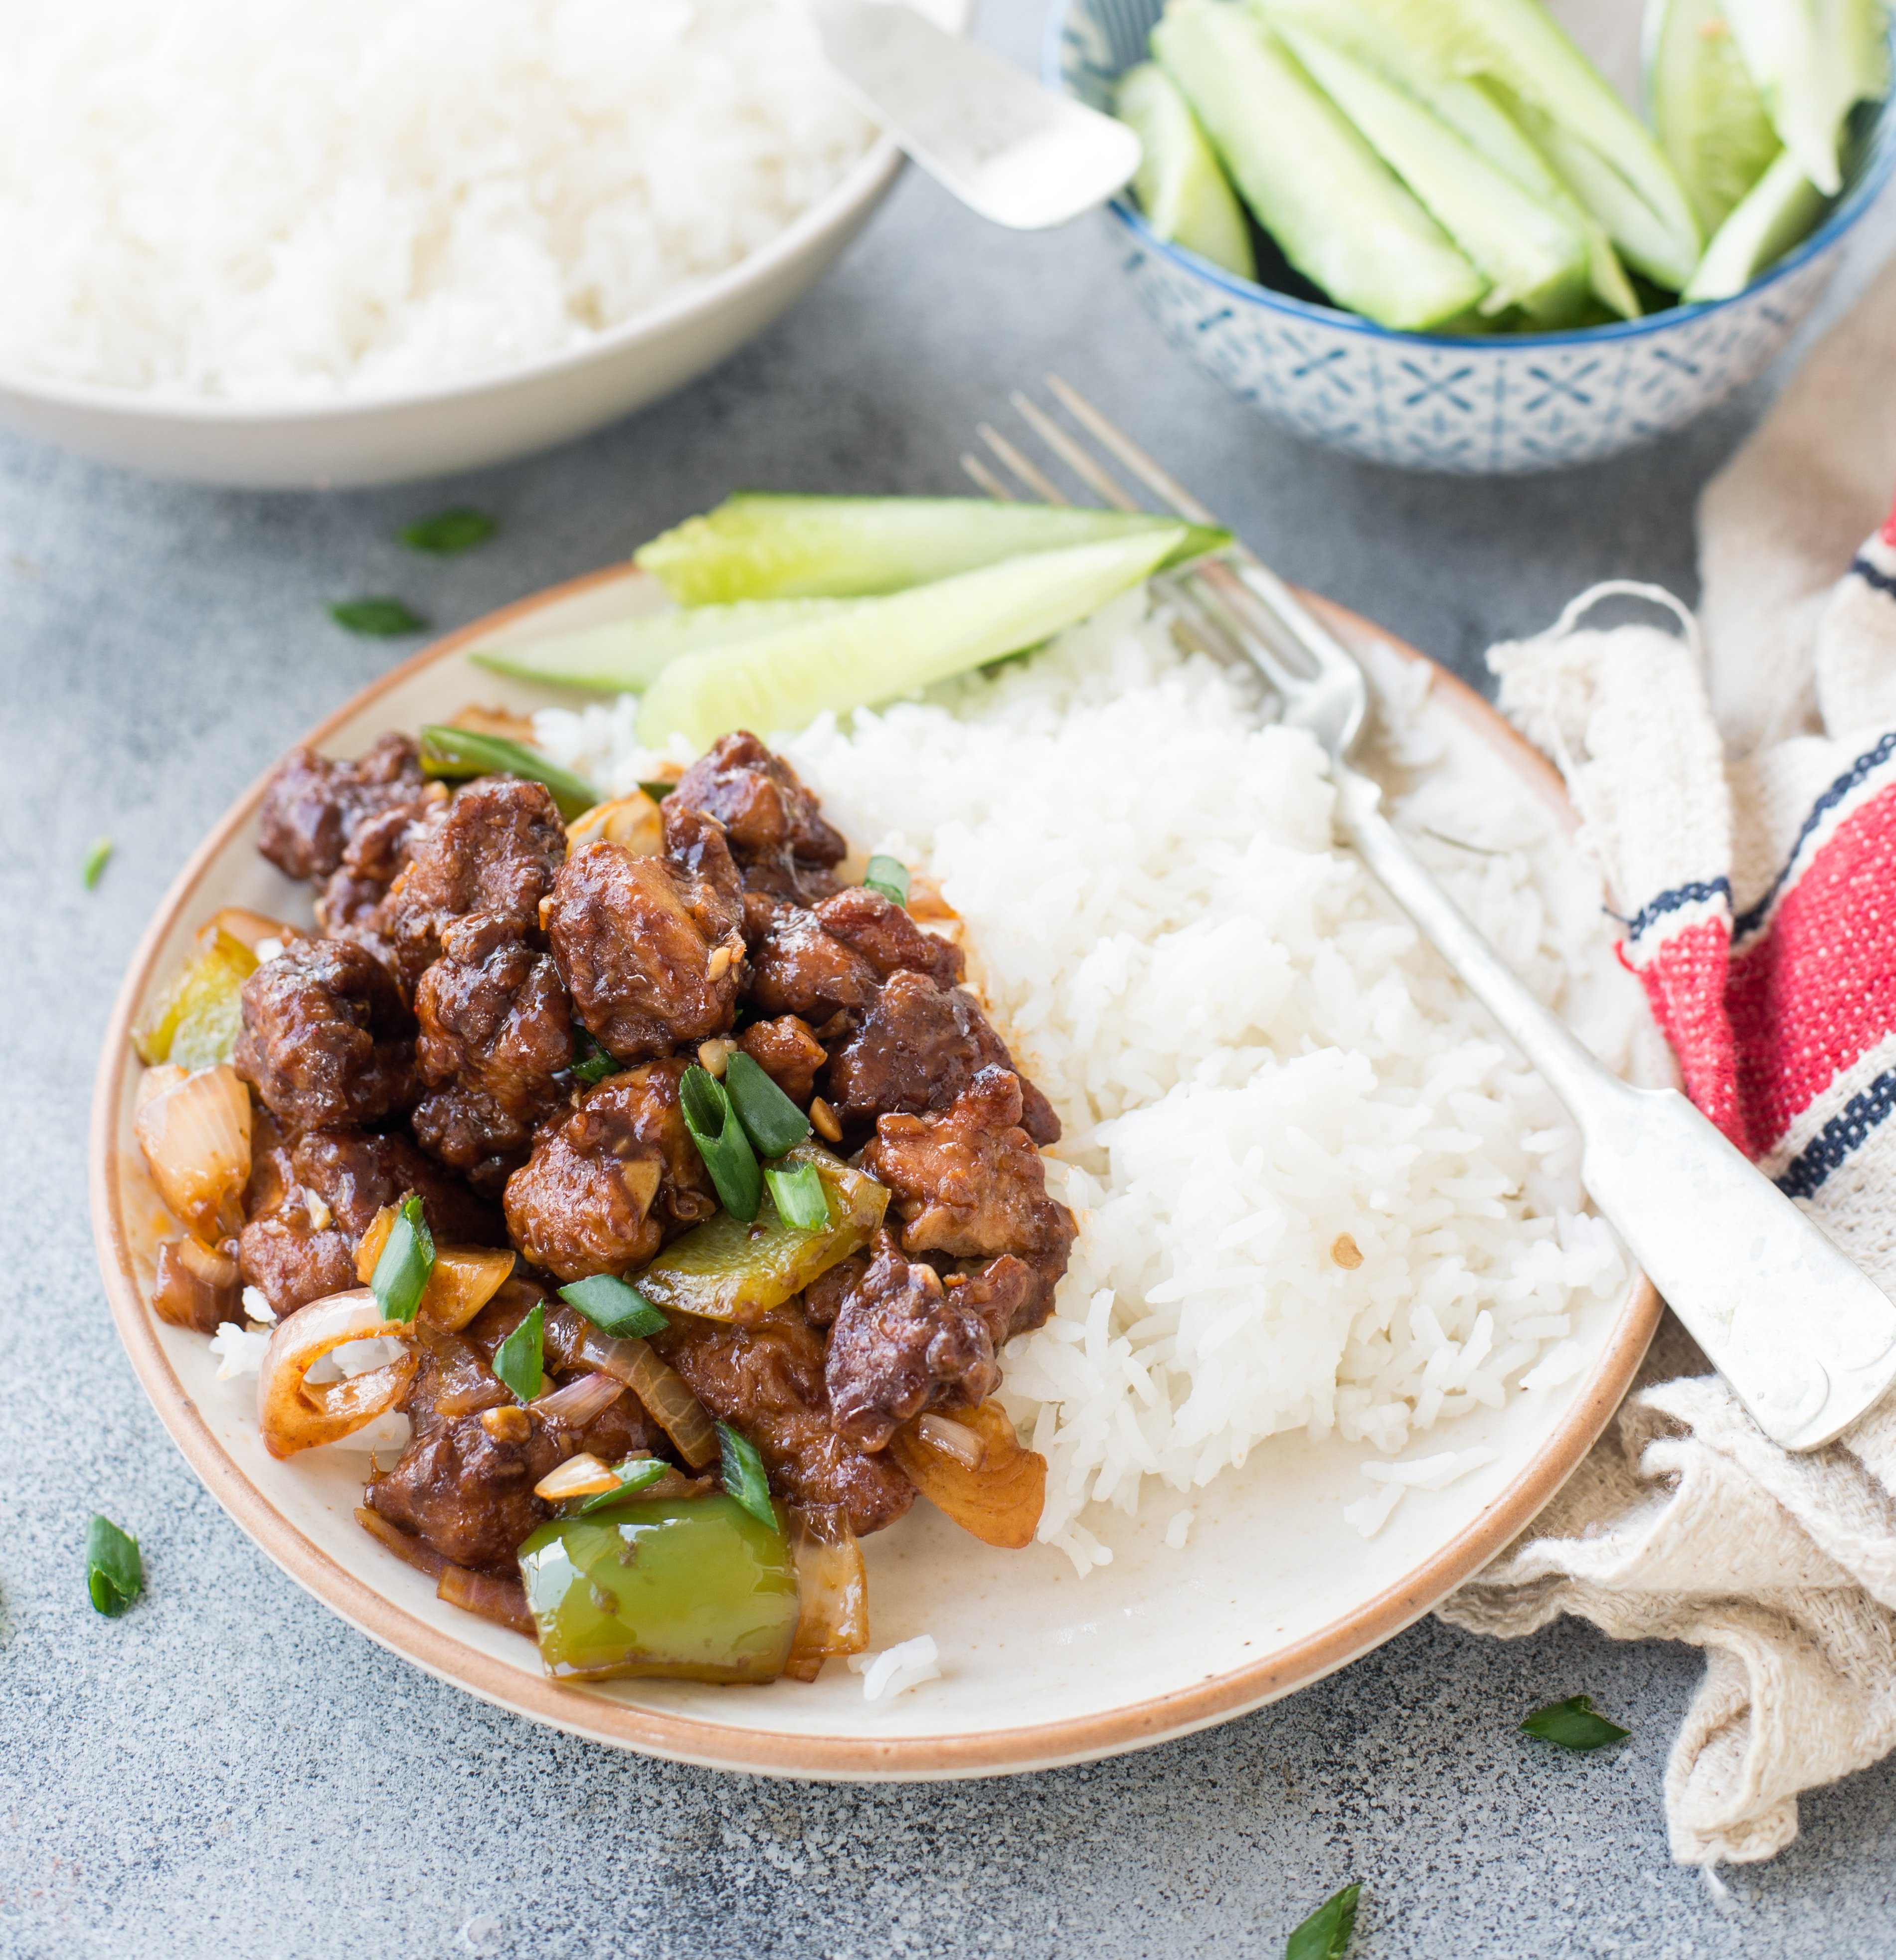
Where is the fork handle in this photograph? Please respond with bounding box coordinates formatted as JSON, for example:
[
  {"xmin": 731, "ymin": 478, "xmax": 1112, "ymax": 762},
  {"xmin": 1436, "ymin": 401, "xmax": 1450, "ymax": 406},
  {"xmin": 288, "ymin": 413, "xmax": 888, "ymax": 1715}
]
[{"xmin": 1334, "ymin": 763, "xmax": 1896, "ymax": 1451}]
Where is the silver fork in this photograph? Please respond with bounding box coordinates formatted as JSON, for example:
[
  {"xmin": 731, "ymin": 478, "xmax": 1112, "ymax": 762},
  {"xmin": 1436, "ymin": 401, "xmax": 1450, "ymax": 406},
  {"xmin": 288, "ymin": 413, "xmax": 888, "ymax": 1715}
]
[{"xmin": 968, "ymin": 377, "xmax": 1896, "ymax": 1453}]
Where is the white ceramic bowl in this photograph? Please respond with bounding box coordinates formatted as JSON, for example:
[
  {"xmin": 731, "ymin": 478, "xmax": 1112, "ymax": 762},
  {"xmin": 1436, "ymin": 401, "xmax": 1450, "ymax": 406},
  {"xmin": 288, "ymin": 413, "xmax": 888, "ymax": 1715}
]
[
  {"xmin": 0, "ymin": 1, "xmax": 967, "ymax": 491},
  {"xmin": 1050, "ymin": 0, "xmax": 1896, "ymax": 473}
]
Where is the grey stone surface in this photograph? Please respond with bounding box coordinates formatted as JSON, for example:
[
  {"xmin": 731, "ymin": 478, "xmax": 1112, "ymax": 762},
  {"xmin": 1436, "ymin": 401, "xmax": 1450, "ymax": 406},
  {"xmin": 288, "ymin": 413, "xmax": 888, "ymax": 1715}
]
[{"xmin": 4, "ymin": 6, "xmax": 1896, "ymax": 1955}]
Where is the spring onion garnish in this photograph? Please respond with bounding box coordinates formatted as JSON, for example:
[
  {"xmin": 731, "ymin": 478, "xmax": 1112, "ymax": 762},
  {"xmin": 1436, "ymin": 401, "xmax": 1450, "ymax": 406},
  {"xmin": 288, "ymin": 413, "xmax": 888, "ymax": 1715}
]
[
  {"xmin": 85, "ymin": 1514, "xmax": 144, "ymax": 1617},
  {"xmin": 558, "ymin": 1274, "xmax": 668, "ymax": 1339},
  {"xmin": 863, "ymin": 854, "xmax": 911, "ymax": 907},
  {"xmin": 370, "ymin": 1194, "xmax": 434, "ymax": 1324},
  {"xmin": 764, "ymin": 1159, "xmax": 830, "ymax": 1233},
  {"xmin": 680, "ymin": 1065, "xmax": 762, "ymax": 1222},
  {"xmin": 716, "ymin": 1421, "xmax": 776, "ymax": 1530},
  {"xmin": 493, "ymin": 1302, "xmax": 545, "ymax": 1404},
  {"xmin": 329, "ymin": 597, "xmax": 427, "ymax": 637},
  {"xmin": 400, "ymin": 507, "xmax": 497, "ymax": 555},
  {"xmin": 418, "ymin": 725, "xmax": 601, "ymax": 821},
  {"xmin": 573, "ymin": 1456, "xmax": 671, "ymax": 1515},
  {"xmin": 723, "ymin": 1050, "xmax": 812, "ymax": 1160},
  {"xmin": 639, "ymin": 779, "xmax": 678, "ymax": 804},
  {"xmin": 1519, "ymin": 1695, "xmax": 1630, "ymax": 1751},
  {"xmin": 81, "ymin": 836, "xmax": 113, "ymax": 889},
  {"xmin": 1284, "ymin": 1883, "xmax": 1361, "ymax": 1960},
  {"xmin": 569, "ymin": 1024, "xmax": 620, "ymax": 1085}
]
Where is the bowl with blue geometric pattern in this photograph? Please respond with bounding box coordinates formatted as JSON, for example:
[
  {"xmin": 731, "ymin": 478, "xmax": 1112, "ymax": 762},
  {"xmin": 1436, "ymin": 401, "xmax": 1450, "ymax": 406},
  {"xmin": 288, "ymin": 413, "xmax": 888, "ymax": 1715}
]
[{"xmin": 1048, "ymin": 0, "xmax": 1896, "ymax": 474}]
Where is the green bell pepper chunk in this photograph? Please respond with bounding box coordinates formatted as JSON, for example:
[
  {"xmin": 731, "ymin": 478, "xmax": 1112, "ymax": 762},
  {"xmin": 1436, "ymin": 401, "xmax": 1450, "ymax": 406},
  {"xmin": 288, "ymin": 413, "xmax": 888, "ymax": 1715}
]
[{"xmin": 517, "ymin": 1494, "xmax": 798, "ymax": 1684}]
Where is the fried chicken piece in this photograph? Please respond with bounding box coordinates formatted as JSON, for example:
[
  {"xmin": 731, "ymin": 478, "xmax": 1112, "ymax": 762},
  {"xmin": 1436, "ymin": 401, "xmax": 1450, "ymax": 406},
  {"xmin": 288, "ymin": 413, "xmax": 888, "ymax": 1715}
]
[
  {"xmin": 668, "ymin": 730, "xmax": 846, "ymax": 904},
  {"xmin": 237, "ymin": 1126, "xmax": 503, "ymax": 1318},
  {"xmin": 658, "ymin": 1307, "xmax": 913, "ymax": 1536},
  {"xmin": 316, "ymin": 789, "xmax": 447, "ymax": 965},
  {"xmin": 863, "ymin": 1068, "xmax": 1075, "ymax": 1280},
  {"xmin": 735, "ymin": 1015, "xmax": 828, "ymax": 1107},
  {"xmin": 824, "ymin": 971, "xmax": 1061, "ymax": 1145},
  {"xmin": 503, "ymin": 1060, "xmax": 717, "ymax": 1284},
  {"xmin": 546, "ymin": 841, "xmax": 745, "ymax": 1063},
  {"xmin": 234, "ymin": 937, "xmax": 416, "ymax": 1132},
  {"xmin": 813, "ymin": 886, "xmax": 965, "ymax": 989},
  {"xmin": 383, "ymin": 777, "xmax": 567, "ymax": 992},
  {"xmin": 256, "ymin": 734, "xmax": 429, "ymax": 882},
  {"xmin": 747, "ymin": 904, "xmax": 879, "ymax": 1027},
  {"xmin": 412, "ymin": 913, "xmax": 574, "ymax": 1194}
]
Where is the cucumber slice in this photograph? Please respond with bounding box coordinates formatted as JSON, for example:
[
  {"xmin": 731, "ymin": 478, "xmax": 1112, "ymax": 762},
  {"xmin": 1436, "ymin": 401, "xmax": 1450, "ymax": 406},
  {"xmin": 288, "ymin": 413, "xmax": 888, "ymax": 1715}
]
[
  {"xmin": 474, "ymin": 598, "xmax": 853, "ymax": 693},
  {"xmin": 1116, "ymin": 62, "xmax": 1257, "ymax": 277},
  {"xmin": 1253, "ymin": 0, "xmax": 1640, "ymax": 316},
  {"xmin": 1277, "ymin": 25, "xmax": 1590, "ymax": 323},
  {"xmin": 1342, "ymin": 0, "xmax": 1703, "ymax": 283},
  {"xmin": 1683, "ymin": 144, "xmax": 1829, "ymax": 295},
  {"xmin": 634, "ymin": 494, "xmax": 1225, "ymax": 605},
  {"xmin": 1152, "ymin": 0, "xmax": 1486, "ymax": 331},
  {"xmin": 1719, "ymin": 0, "xmax": 1889, "ymax": 195},
  {"xmin": 635, "ymin": 529, "xmax": 1185, "ymax": 750},
  {"xmin": 1649, "ymin": 0, "xmax": 1784, "ymax": 233}
]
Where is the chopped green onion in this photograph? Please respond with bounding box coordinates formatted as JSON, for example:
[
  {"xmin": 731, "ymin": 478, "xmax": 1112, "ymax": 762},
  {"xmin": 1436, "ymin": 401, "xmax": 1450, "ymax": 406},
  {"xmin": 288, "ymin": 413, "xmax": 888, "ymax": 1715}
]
[
  {"xmin": 716, "ymin": 1421, "xmax": 776, "ymax": 1530},
  {"xmin": 1519, "ymin": 1695, "xmax": 1630, "ymax": 1751},
  {"xmin": 370, "ymin": 1194, "xmax": 434, "ymax": 1324},
  {"xmin": 573, "ymin": 1456, "xmax": 671, "ymax": 1515},
  {"xmin": 568, "ymin": 1024, "xmax": 620, "ymax": 1085},
  {"xmin": 764, "ymin": 1159, "xmax": 830, "ymax": 1233},
  {"xmin": 399, "ymin": 507, "xmax": 498, "ymax": 555},
  {"xmin": 1284, "ymin": 1883, "xmax": 1361, "ymax": 1960},
  {"xmin": 558, "ymin": 1274, "xmax": 668, "ymax": 1339},
  {"xmin": 722, "ymin": 1050, "xmax": 812, "ymax": 1159},
  {"xmin": 493, "ymin": 1302, "xmax": 545, "ymax": 1404},
  {"xmin": 329, "ymin": 597, "xmax": 427, "ymax": 637},
  {"xmin": 417, "ymin": 724, "xmax": 601, "ymax": 821},
  {"xmin": 680, "ymin": 1065, "xmax": 762, "ymax": 1222},
  {"xmin": 81, "ymin": 836, "xmax": 113, "ymax": 890},
  {"xmin": 639, "ymin": 779, "xmax": 679, "ymax": 803},
  {"xmin": 85, "ymin": 1514, "xmax": 143, "ymax": 1617},
  {"xmin": 863, "ymin": 854, "xmax": 911, "ymax": 907}
]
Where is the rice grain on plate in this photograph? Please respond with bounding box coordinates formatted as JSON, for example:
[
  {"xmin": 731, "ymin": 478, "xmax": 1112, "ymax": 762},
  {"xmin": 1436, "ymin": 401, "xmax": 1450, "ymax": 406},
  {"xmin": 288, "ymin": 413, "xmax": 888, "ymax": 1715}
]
[
  {"xmin": 538, "ymin": 591, "xmax": 1637, "ymax": 1573},
  {"xmin": 0, "ymin": 0, "xmax": 871, "ymax": 400}
]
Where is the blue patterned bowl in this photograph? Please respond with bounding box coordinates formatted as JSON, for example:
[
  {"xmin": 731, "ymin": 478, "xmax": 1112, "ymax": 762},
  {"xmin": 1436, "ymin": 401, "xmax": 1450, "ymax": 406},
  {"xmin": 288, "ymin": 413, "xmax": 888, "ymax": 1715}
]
[{"xmin": 1048, "ymin": 0, "xmax": 1896, "ymax": 473}]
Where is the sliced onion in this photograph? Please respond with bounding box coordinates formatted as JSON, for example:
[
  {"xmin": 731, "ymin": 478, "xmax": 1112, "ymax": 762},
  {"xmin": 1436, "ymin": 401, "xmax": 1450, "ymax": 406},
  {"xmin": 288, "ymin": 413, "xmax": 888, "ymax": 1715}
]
[
  {"xmin": 915, "ymin": 1413, "xmax": 985, "ymax": 1469},
  {"xmin": 256, "ymin": 1288, "xmax": 417, "ymax": 1459},
  {"xmin": 889, "ymin": 1401, "xmax": 1045, "ymax": 1550},
  {"xmin": 563, "ymin": 1326, "xmax": 719, "ymax": 1470},
  {"xmin": 784, "ymin": 1508, "xmax": 869, "ymax": 1683},
  {"xmin": 134, "ymin": 1063, "xmax": 252, "ymax": 1243},
  {"xmin": 532, "ymin": 1451, "xmax": 618, "ymax": 1502},
  {"xmin": 566, "ymin": 793, "xmax": 662, "ymax": 858},
  {"xmin": 354, "ymin": 1504, "xmax": 448, "ymax": 1581},
  {"xmin": 207, "ymin": 906, "xmax": 297, "ymax": 953},
  {"xmin": 435, "ymin": 1562, "xmax": 534, "ymax": 1636},
  {"xmin": 152, "ymin": 1235, "xmax": 240, "ymax": 1335},
  {"xmin": 530, "ymin": 1373, "xmax": 623, "ymax": 1430}
]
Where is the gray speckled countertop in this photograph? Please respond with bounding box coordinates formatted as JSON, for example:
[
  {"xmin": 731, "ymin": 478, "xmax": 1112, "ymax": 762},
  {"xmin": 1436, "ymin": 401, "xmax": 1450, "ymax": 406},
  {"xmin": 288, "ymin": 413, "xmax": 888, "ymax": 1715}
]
[{"xmin": 4, "ymin": 6, "xmax": 1896, "ymax": 1955}]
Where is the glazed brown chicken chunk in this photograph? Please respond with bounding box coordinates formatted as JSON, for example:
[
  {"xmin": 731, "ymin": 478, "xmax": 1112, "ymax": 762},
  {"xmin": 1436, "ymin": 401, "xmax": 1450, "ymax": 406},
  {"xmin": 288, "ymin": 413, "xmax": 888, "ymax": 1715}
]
[
  {"xmin": 256, "ymin": 734, "xmax": 431, "ymax": 883},
  {"xmin": 234, "ymin": 938, "xmax": 417, "ymax": 1132},
  {"xmin": 547, "ymin": 841, "xmax": 746, "ymax": 1061},
  {"xmin": 383, "ymin": 776, "xmax": 568, "ymax": 993},
  {"xmin": 813, "ymin": 886, "xmax": 965, "ymax": 990},
  {"xmin": 668, "ymin": 730, "xmax": 846, "ymax": 905},
  {"xmin": 747, "ymin": 901, "xmax": 880, "ymax": 1028},
  {"xmin": 736, "ymin": 1015, "xmax": 828, "ymax": 1106},
  {"xmin": 504, "ymin": 1060, "xmax": 716, "ymax": 1282}
]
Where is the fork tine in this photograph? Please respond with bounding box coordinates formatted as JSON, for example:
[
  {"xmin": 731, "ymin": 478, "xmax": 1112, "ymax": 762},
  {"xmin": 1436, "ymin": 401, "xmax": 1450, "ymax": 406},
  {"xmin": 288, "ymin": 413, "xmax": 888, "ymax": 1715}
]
[
  {"xmin": 960, "ymin": 451, "xmax": 1017, "ymax": 502},
  {"xmin": 1009, "ymin": 391, "xmax": 1142, "ymax": 511},
  {"xmin": 977, "ymin": 423, "xmax": 1069, "ymax": 505},
  {"xmin": 1045, "ymin": 375, "xmax": 1222, "ymax": 527}
]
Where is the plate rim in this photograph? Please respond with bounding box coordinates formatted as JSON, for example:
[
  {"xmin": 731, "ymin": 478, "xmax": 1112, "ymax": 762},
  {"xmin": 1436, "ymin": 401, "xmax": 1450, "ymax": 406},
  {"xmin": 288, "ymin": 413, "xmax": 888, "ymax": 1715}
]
[{"xmin": 89, "ymin": 564, "xmax": 1662, "ymax": 1780}]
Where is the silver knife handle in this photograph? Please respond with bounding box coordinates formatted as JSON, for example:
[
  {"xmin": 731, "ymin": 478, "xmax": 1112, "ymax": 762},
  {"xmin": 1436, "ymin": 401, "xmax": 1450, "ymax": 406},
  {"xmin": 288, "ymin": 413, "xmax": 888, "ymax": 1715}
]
[{"xmin": 1334, "ymin": 763, "xmax": 1896, "ymax": 1450}]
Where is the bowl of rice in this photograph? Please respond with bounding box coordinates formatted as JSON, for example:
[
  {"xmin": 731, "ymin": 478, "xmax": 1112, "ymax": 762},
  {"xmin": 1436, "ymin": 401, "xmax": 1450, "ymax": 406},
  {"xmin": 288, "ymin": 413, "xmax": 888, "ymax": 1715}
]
[
  {"xmin": 93, "ymin": 557, "xmax": 1667, "ymax": 1775},
  {"xmin": 0, "ymin": 0, "xmax": 965, "ymax": 489}
]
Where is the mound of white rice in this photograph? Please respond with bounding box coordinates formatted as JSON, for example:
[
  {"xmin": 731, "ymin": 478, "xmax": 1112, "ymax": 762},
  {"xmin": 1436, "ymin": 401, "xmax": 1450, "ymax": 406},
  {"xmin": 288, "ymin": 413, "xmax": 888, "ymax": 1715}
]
[
  {"xmin": 538, "ymin": 589, "xmax": 1637, "ymax": 1572},
  {"xmin": 0, "ymin": 0, "xmax": 872, "ymax": 400}
]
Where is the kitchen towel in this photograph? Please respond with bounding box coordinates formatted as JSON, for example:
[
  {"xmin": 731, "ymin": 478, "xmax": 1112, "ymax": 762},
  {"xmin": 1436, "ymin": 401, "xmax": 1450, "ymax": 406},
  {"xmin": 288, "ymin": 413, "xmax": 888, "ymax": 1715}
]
[{"xmin": 1439, "ymin": 252, "xmax": 1896, "ymax": 1868}]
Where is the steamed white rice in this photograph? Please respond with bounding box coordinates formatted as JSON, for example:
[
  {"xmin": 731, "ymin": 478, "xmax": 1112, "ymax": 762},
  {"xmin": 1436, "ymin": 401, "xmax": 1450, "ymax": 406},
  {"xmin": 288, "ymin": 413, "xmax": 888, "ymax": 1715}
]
[
  {"xmin": 0, "ymin": 0, "xmax": 872, "ymax": 399},
  {"xmin": 537, "ymin": 589, "xmax": 1640, "ymax": 1572}
]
